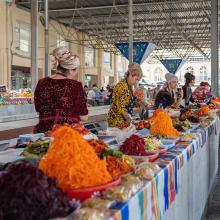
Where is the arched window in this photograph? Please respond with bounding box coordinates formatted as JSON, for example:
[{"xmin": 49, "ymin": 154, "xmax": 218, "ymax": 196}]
[
  {"xmin": 186, "ymin": 66, "xmax": 194, "ymax": 75},
  {"xmin": 199, "ymin": 66, "xmax": 208, "ymax": 82},
  {"xmin": 154, "ymin": 67, "xmax": 163, "ymax": 82}
]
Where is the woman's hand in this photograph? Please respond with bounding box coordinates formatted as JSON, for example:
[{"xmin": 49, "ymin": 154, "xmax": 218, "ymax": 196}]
[
  {"xmin": 122, "ymin": 112, "xmax": 132, "ymax": 123},
  {"xmin": 80, "ymin": 115, "xmax": 88, "ymax": 122},
  {"xmin": 178, "ymin": 88, "xmax": 183, "ymax": 99}
]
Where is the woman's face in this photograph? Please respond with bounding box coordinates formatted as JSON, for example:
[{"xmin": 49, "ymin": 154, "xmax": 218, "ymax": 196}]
[
  {"xmin": 189, "ymin": 79, "xmax": 195, "ymax": 87},
  {"xmin": 169, "ymin": 81, "xmax": 178, "ymax": 89},
  {"xmin": 127, "ymin": 71, "xmax": 140, "ymax": 86}
]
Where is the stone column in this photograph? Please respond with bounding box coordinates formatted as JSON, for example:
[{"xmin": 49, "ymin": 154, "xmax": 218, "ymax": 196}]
[
  {"xmin": 113, "ymin": 54, "xmax": 118, "ymax": 84},
  {"xmin": 98, "ymin": 49, "xmax": 104, "ymax": 88},
  {"xmin": 78, "ymin": 44, "xmax": 85, "ymax": 84},
  {"xmin": 0, "ymin": 1, "xmax": 11, "ymax": 87}
]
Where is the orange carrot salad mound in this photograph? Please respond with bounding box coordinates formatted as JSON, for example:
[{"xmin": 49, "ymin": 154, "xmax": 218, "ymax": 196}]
[
  {"xmin": 150, "ymin": 111, "xmax": 180, "ymax": 136},
  {"xmin": 148, "ymin": 108, "xmax": 164, "ymax": 121},
  {"xmin": 39, "ymin": 125, "xmax": 112, "ymax": 189}
]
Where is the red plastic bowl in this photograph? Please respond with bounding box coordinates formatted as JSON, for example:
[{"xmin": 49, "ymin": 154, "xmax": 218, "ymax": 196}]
[{"xmin": 64, "ymin": 178, "xmax": 121, "ymax": 201}]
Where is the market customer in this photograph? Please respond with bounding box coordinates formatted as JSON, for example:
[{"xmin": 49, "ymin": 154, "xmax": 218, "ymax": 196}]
[
  {"xmin": 181, "ymin": 72, "xmax": 196, "ymax": 107},
  {"xmin": 107, "ymin": 62, "xmax": 143, "ymax": 128},
  {"xmin": 154, "ymin": 73, "xmax": 183, "ymax": 109},
  {"xmin": 34, "ymin": 46, "xmax": 88, "ymax": 133}
]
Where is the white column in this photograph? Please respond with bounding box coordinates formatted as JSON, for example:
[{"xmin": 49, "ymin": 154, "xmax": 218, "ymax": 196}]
[
  {"xmin": 211, "ymin": 0, "xmax": 219, "ymax": 96},
  {"xmin": 44, "ymin": 0, "xmax": 49, "ymax": 77},
  {"xmin": 31, "ymin": 0, "xmax": 38, "ymax": 91},
  {"xmin": 128, "ymin": 0, "xmax": 133, "ymax": 64}
]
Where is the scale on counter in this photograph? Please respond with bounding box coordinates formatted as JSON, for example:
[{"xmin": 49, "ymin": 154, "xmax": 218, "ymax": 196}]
[
  {"xmin": 84, "ymin": 122, "xmax": 102, "ymax": 135},
  {"xmin": 97, "ymin": 135, "xmax": 119, "ymax": 149}
]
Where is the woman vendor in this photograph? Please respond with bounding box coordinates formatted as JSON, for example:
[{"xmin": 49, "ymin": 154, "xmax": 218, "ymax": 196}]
[
  {"xmin": 181, "ymin": 72, "xmax": 196, "ymax": 107},
  {"xmin": 192, "ymin": 82, "xmax": 214, "ymax": 104},
  {"xmin": 154, "ymin": 73, "xmax": 183, "ymax": 109},
  {"xmin": 34, "ymin": 46, "xmax": 88, "ymax": 133},
  {"xmin": 107, "ymin": 63, "xmax": 143, "ymax": 128}
]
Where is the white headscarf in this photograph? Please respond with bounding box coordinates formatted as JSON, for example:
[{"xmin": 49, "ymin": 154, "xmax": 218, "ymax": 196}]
[{"xmin": 165, "ymin": 73, "xmax": 178, "ymax": 83}]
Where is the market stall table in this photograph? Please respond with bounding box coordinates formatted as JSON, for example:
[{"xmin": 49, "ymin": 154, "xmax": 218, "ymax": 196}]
[
  {"xmin": 0, "ymin": 117, "xmax": 219, "ymax": 220},
  {"xmin": 108, "ymin": 118, "xmax": 219, "ymax": 220}
]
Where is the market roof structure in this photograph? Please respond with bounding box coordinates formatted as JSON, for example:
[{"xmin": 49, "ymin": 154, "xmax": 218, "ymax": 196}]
[{"xmin": 16, "ymin": 0, "xmax": 215, "ymax": 60}]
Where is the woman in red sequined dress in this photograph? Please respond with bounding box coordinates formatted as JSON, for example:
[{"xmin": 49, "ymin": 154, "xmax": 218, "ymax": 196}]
[{"xmin": 34, "ymin": 47, "xmax": 88, "ymax": 133}]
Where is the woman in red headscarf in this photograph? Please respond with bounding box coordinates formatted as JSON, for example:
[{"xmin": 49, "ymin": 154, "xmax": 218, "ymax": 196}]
[
  {"xmin": 192, "ymin": 82, "xmax": 214, "ymax": 104},
  {"xmin": 34, "ymin": 46, "xmax": 88, "ymax": 133}
]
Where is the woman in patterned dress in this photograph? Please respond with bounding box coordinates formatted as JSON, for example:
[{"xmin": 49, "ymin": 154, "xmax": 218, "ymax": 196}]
[
  {"xmin": 107, "ymin": 63, "xmax": 143, "ymax": 128},
  {"xmin": 192, "ymin": 82, "xmax": 214, "ymax": 104},
  {"xmin": 34, "ymin": 46, "xmax": 88, "ymax": 133}
]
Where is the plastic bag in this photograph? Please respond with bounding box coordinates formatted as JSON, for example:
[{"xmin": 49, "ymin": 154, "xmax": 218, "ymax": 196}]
[{"xmin": 106, "ymin": 124, "xmax": 136, "ymax": 143}]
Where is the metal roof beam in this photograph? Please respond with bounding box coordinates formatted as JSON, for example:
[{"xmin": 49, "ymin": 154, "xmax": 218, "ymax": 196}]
[{"xmin": 46, "ymin": 0, "xmax": 210, "ymax": 12}]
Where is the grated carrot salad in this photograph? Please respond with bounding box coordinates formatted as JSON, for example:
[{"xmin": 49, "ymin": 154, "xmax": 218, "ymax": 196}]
[
  {"xmin": 39, "ymin": 125, "xmax": 112, "ymax": 189},
  {"xmin": 150, "ymin": 111, "xmax": 180, "ymax": 136}
]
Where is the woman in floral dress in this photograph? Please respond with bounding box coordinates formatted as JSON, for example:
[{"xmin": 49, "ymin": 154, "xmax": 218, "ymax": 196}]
[
  {"xmin": 34, "ymin": 46, "xmax": 88, "ymax": 133},
  {"xmin": 107, "ymin": 63, "xmax": 143, "ymax": 128}
]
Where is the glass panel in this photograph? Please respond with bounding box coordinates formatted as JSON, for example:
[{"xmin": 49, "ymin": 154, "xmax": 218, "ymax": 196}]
[
  {"xmin": 85, "ymin": 47, "xmax": 94, "ymax": 67},
  {"xmin": 15, "ymin": 23, "xmax": 30, "ymax": 53},
  {"xmin": 104, "ymin": 52, "xmax": 111, "ymax": 68},
  {"xmin": 57, "ymin": 35, "xmax": 66, "ymax": 47}
]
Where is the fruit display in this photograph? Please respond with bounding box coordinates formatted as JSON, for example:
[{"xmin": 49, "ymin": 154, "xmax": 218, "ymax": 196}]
[
  {"xmin": 21, "ymin": 138, "xmax": 51, "ymax": 158},
  {"xmin": 135, "ymin": 120, "xmax": 151, "ymax": 129},
  {"xmin": 119, "ymin": 135, "xmax": 148, "ymax": 156}
]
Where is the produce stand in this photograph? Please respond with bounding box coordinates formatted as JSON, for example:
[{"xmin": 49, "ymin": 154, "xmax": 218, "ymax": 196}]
[
  {"xmin": 0, "ymin": 114, "xmax": 219, "ymax": 220},
  {"xmin": 109, "ymin": 118, "xmax": 219, "ymax": 220}
]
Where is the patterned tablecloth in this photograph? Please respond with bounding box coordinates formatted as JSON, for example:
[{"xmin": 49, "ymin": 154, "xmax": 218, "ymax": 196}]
[{"xmin": 110, "ymin": 118, "xmax": 220, "ymax": 220}]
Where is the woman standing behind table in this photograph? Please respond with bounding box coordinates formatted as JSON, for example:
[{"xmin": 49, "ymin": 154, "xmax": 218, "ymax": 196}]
[
  {"xmin": 181, "ymin": 72, "xmax": 196, "ymax": 108},
  {"xmin": 154, "ymin": 73, "xmax": 183, "ymax": 109},
  {"xmin": 192, "ymin": 82, "xmax": 215, "ymax": 104},
  {"xmin": 107, "ymin": 63, "xmax": 143, "ymax": 128},
  {"xmin": 34, "ymin": 46, "xmax": 88, "ymax": 133}
]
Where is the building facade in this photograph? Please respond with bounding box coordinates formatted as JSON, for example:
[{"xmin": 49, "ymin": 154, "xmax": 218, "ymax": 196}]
[
  {"xmin": 142, "ymin": 58, "xmax": 211, "ymax": 85},
  {"xmin": 0, "ymin": 1, "xmax": 127, "ymax": 90}
]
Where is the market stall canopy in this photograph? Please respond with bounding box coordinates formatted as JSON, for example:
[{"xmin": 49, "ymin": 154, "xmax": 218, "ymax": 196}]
[
  {"xmin": 16, "ymin": 0, "xmax": 214, "ymax": 60},
  {"xmin": 115, "ymin": 42, "xmax": 156, "ymax": 64}
]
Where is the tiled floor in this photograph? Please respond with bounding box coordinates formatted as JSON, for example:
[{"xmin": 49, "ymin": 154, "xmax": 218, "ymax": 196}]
[{"xmin": 206, "ymin": 178, "xmax": 220, "ymax": 219}]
